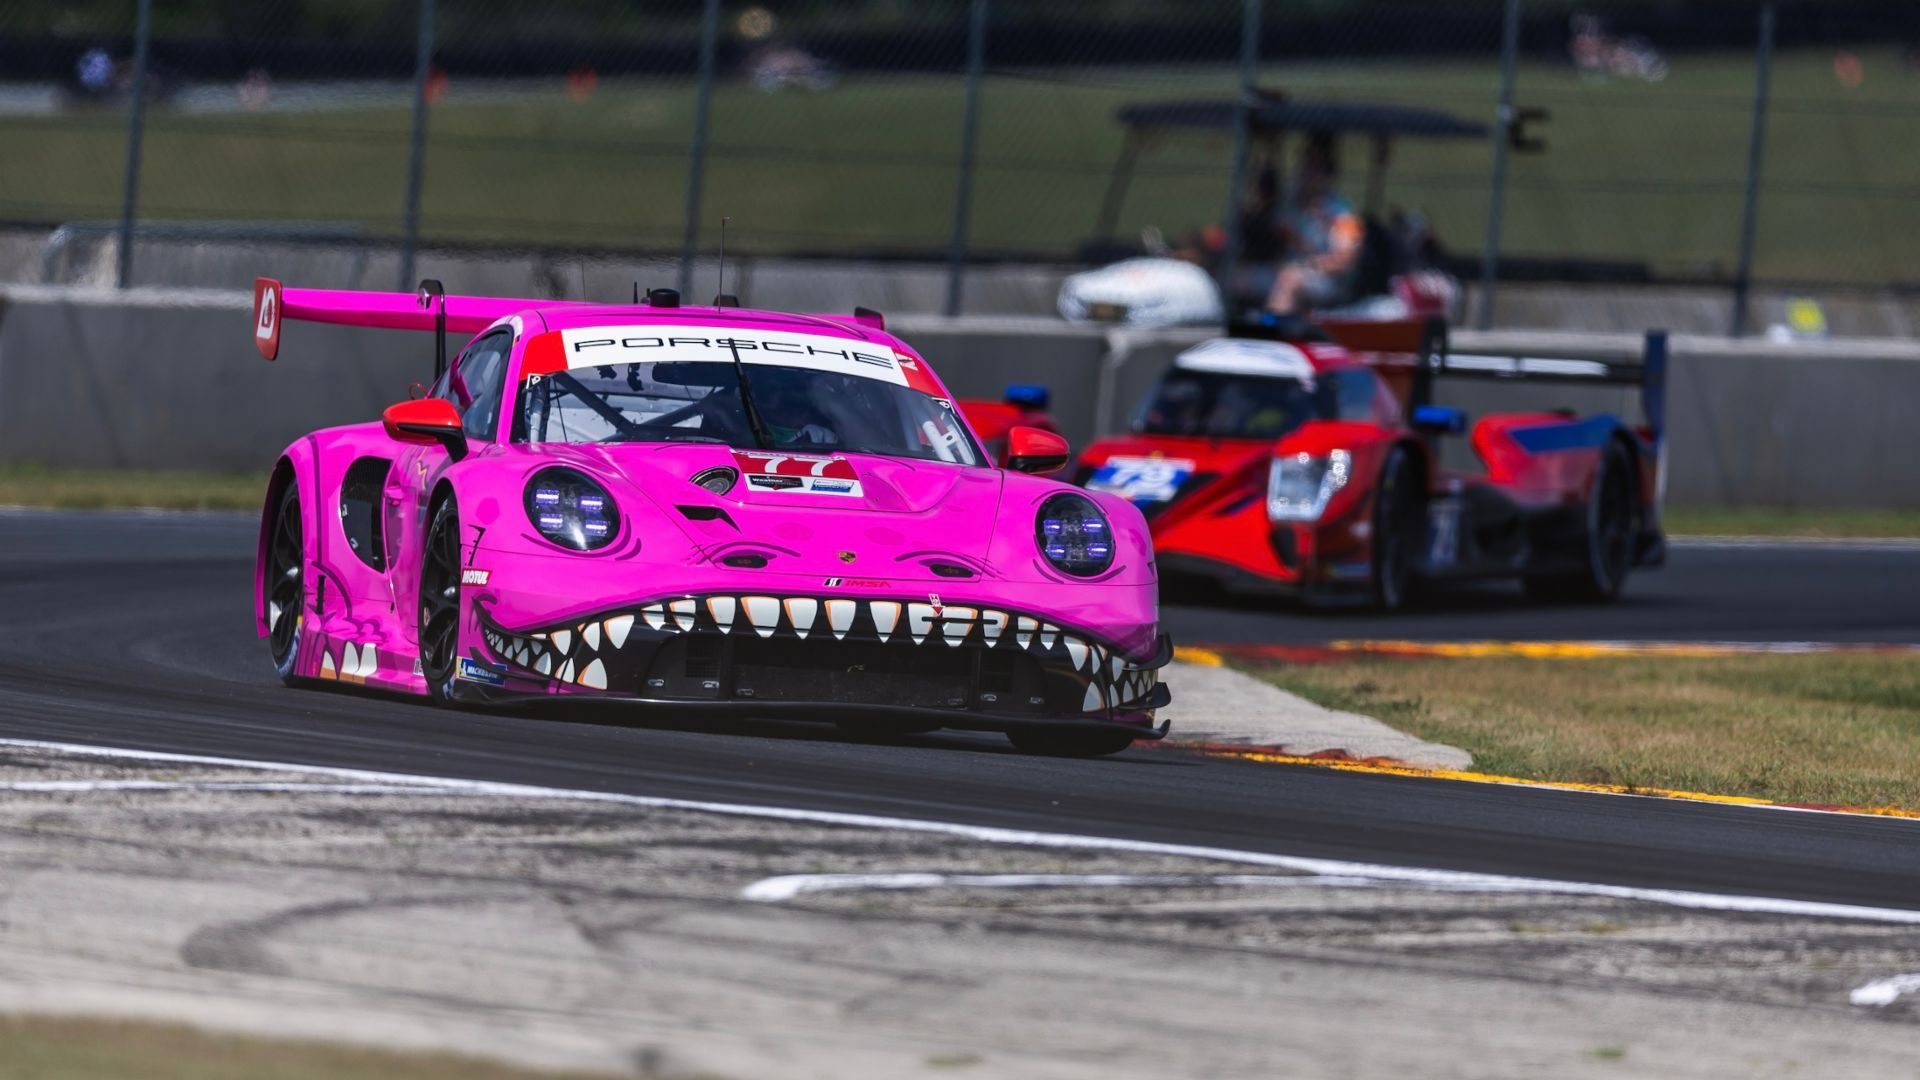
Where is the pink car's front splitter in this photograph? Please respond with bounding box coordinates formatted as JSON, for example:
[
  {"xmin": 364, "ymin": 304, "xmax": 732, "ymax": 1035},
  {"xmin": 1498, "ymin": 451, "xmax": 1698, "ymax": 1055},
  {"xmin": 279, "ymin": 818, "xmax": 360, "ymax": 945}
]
[{"xmin": 460, "ymin": 592, "xmax": 1172, "ymax": 738}]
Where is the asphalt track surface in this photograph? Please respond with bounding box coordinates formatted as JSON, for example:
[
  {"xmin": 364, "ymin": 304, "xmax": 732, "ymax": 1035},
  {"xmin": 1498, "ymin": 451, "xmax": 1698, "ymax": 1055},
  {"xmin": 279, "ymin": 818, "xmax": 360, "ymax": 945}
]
[{"xmin": 2, "ymin": 509, "xmax": 1918, "ymax": 915}]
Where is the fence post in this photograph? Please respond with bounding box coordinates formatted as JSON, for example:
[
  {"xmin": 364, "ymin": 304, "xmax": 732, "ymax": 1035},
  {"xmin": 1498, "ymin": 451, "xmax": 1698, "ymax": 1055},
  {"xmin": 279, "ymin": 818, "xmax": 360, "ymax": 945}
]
[
  {"xmin": 943, "ymin": 0, "xmax": 989, "ymax": 318},
  {"xmin": 678, "ymin": 0, "xmax": 722, "ymax": 297},
  {"xmin": 1475, "ymin": 0, "xmax": 1521, "ymax": 330},
  {"xmin": 1730, "ymin": 3, "xmax": 1775, "ymax": 338},
  {"xmin": 114, "ymin": 0, "xmax": 153, "ymax": 290},
  {"xmin": 1216, "ymin": 0, "xmax": 1262, "ymax": 301},
  {"xmin": 398, "ymin": 0, "xmax": 436, "ymax": 292}
]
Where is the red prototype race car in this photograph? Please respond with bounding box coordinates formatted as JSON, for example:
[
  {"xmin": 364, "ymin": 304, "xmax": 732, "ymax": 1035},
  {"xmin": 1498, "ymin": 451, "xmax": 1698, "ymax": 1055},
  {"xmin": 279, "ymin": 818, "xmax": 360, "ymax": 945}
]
[{"xmin": 1072, "ymin": 318, "xmax": 1668, "ymax": 608}]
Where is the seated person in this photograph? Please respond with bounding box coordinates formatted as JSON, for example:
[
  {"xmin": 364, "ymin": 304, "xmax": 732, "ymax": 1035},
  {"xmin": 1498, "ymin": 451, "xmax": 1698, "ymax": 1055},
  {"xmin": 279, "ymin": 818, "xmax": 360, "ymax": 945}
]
[
  {"xmin": 1266, "ymin": 133, "xmax": 1365, "ymax": 315},
  {"xmin": 754, "ymin": 367, "xmax": 839, "ymax": 447}
]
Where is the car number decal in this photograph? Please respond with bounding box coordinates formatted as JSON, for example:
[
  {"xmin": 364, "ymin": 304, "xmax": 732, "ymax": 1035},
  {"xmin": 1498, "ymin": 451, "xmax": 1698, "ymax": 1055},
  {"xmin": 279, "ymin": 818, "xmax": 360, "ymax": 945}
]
[{"xmin": 1087, "ymin": 456, "xmax": 1196, "ymax": 503}]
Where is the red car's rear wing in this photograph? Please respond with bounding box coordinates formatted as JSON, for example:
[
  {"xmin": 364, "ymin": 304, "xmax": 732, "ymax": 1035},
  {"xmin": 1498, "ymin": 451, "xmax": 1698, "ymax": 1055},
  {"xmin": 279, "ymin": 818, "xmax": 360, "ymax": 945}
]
[
  {"xmin": 252, "ymin": 276, "xmax": 586, "ymax": 362},
  {"xmin": 1304, "ymin": 314, "xmax": 1668, "ymax": 452}
]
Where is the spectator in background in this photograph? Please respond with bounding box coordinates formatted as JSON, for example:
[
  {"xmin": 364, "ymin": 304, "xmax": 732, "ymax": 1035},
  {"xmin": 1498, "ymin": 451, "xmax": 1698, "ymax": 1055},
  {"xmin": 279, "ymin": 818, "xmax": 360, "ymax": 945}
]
[{"xmin": 1265, "ymin": 132, "xmax": 1364, "ymax": 316}]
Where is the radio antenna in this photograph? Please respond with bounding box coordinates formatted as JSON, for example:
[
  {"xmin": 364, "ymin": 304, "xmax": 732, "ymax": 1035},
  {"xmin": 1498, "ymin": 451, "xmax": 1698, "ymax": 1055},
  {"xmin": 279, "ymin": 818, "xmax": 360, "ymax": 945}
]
[{"xmin": 716, "ymin": 216, "xmax": 730, "ymax": 302}]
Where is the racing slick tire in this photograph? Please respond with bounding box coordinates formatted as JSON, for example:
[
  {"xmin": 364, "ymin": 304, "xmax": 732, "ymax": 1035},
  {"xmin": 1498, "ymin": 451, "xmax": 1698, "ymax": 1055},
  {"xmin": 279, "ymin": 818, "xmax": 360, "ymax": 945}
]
[
  {"xmin": 1006, "ymin": 727, "xmax": 1137, "ymax": 758},
  {"xmin": 419, "ymin": 496, "xmax": 464, "ymax": 705},
  {"xmin": 1369, "ymin": 446, "xmax": 1422, "ymax": 612},
  {"xmin": 1525, "ymin": 439, "xmax": 1637, "ymax": 603},
  {"xmin": 265, "ymin": 482, "xmax": 306, "ymax": 685}
]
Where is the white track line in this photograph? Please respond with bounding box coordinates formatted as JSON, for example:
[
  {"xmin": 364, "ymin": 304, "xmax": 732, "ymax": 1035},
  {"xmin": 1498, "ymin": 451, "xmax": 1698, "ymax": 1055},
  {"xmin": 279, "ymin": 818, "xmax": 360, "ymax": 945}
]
[
  {"xmin": 743, "ymin": 872, "xmax": 1382, "ymax": 902},
  {"xmin": 1851, "ymin": 974, "xmax": 1920, "ymax": 1007},
  {"xmin": 0, "ymin": 780, "xmax": 461, "ymax": 795},
  {"xmin": 4, "ymin": 734, "xmax": 1920, "ymax": 926},
  {"xmin": 1671, "ymin": 535, "xmax": 1920, "ymax": 552}
]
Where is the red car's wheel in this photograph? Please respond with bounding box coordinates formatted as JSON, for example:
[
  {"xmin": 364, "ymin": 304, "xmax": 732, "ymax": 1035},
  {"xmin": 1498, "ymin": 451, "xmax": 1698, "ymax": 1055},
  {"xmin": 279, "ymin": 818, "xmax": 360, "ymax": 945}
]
[
  {"xmin": 419, "ymin": 497, "xmax": 463, "ymax": 704},
  {"xmin": 1527, "ymin": 440, "xmax": 1637, "ymax": 603},
  {"xmin": 1370, "ymin": 447, "xmax": 1422, "ymax": 611}
]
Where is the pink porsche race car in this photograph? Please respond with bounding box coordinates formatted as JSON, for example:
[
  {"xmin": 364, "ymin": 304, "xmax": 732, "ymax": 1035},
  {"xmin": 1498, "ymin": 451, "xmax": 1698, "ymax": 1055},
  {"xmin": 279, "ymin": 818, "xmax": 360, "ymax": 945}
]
[{"xmin": 251, "ymin": 279, "xmax": 1171, "ymax": 757}]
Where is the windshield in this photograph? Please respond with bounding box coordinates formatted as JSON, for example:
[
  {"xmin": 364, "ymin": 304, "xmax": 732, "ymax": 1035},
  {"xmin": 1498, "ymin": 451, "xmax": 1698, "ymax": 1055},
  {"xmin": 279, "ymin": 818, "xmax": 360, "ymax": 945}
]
[
  {"xmin": 515, "ymin": 360, "xmax": 981, "ymax": 466},
  {"xmin": 1135, "ymin": 369, "xmax": 1324, "ymax": 439}
]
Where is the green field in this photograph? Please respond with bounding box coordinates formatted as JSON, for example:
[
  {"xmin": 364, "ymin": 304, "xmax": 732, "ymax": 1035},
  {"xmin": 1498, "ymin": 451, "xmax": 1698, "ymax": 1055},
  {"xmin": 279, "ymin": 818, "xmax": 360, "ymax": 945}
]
[
  {"xmin": 8, "ymin": 47, "xmax": 1920, "ymax": 282},
  {"xmin": 0, "ymin": 1014, "xmax": 637, "ymax": 1080},
  {"xmin": 1252, "ymin": 651, "xmax": 1920, "ymax": 811}
]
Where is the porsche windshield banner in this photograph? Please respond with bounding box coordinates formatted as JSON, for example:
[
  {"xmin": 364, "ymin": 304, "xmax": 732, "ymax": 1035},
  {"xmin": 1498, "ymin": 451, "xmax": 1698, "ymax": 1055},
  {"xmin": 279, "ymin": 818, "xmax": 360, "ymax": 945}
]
[{"xmin": 557, "ymin": 326, "xmax": 908, "ymax": 386}]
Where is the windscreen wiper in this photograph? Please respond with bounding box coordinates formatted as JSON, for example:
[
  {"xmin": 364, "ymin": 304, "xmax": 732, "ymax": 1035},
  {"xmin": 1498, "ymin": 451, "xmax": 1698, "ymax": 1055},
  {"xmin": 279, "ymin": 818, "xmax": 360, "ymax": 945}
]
[{"xmin": 725, "ymin": 340, "xmax": 776, "ymax": 450}]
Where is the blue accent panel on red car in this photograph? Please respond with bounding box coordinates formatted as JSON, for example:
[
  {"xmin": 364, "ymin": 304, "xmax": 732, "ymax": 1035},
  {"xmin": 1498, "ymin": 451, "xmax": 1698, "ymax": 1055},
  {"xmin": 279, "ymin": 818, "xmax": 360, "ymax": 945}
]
[{"xmin": 1508, "ymin": 415, "xmax": 1620, "ymax": 453}]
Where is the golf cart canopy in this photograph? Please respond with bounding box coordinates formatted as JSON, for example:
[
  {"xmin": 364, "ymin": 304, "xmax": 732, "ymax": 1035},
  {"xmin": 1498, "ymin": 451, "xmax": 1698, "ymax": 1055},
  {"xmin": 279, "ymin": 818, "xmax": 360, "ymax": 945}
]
[{"xmin": 1091, "ymin": 94, "xmax": 1488, "ymax": 251}]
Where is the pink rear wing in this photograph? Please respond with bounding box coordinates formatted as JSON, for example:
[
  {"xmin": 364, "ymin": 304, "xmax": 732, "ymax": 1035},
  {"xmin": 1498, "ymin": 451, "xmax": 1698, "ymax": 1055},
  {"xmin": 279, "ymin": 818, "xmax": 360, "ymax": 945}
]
[{"xmin": 252, "ymin": 277, "xmax": 583, "ymax": 360}]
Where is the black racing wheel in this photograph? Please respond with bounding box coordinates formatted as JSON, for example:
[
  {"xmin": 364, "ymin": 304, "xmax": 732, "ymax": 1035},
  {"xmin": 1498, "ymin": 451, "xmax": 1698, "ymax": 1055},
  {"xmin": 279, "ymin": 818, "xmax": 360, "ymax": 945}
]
[
  {"xmin": 265, "ymin": 483, "xmax": 305, "ymax": 683},
  {"xmin": 1370, "ymin": 446, "xmax": 1423, "ymax": 611},
  {"xmin": 419, "ymin": 497, "xmax": 463, "ymax": 704},
  {"xmin": 1527, "ymin": 439, "xmax": 1637, "ymax": 603}
]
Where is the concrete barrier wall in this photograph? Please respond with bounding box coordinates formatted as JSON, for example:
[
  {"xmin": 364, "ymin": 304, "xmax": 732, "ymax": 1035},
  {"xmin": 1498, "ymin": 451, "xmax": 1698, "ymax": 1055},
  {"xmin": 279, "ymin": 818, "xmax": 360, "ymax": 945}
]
[{"xmin": 2, "ymin": 285, "xmax": 1915, "ymax": 507}]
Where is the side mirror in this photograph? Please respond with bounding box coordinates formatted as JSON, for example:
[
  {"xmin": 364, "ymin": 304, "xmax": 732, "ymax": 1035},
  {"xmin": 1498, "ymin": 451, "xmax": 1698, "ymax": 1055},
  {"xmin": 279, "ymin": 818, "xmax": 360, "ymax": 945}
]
[
  {"xmin": 1411, "ymin": 405, "xmax": 1468, "ymax": 436},
  {"xmin": 383, "ymin": 398, "xmax": 469, "ymax": 461},
  {"xmin": 1006, "ymin": 426, "xmax": 1070, "ymax": 475}
]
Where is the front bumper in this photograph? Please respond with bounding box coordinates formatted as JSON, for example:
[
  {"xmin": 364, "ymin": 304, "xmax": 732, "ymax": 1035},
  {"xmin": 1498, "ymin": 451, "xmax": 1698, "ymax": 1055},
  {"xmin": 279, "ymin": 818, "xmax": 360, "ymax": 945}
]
[{"xmin": 463, "ymin": 591, "xmax": 1172, "ymax": 735}]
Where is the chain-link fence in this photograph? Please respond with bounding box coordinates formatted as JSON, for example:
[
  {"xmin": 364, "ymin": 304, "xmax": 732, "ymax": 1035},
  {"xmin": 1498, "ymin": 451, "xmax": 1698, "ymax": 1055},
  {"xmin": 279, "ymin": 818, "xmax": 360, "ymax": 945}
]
[{"xmin": 2, "ymin": 1, "xmax": 1917, "ymax": 330}]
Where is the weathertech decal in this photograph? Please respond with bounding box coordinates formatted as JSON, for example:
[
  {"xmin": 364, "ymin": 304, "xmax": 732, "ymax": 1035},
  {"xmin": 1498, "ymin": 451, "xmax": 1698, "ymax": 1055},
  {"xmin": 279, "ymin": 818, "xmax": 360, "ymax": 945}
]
[{"xmin": 557, "ymin": 326, "xmax": 908, "ymax": 386}]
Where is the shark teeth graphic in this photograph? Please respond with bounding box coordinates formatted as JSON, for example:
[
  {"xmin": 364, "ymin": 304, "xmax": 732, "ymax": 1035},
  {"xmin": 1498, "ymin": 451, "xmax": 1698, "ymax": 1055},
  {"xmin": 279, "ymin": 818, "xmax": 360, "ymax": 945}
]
[
  {"xmin": 670, "ymin": 599, "xmax": 698, "ymax": 631},
  {"xmin": 1064, "ymin": 638, "xmax": 1089, "ymax": 671},
  {"xmin": 981, "ymin": 609, "xmax": 1007, "ymax": 646},
  {"xmin": 578, "ymin": 657, "xmax": 607, "ymax": 690},
  {"xmin": 1015, "ymin": 616, "xmax": 1037, "ymax": 650},
  {"xmin": 941, "ymin": 607, "xmax": 978, "ymax": 646},
  {"xmin": 1082, "ymin": 681, "xmax": 1105, "ymax": 712},
  {"xmin": 641, "ymin": 605, "xmax": 667, "ymax": 631},
  {"xmin": 557, "ymin": 657, "xmax": 575, "ymax": 683},
  {"xmin": 707, "ymin": 597, "xmax": 736, "ymax": 633},
  {"xmin": 744, "ymin": 596, "xmax": 780, "ymax": 638},
  {"xmin": 583, "ymin": 622, "xmax": 600, "ymax": 652},
  {"xmin": 550, "ymin": 629, "xmax": 572, "ymax": 654},
  {"xmin": 1108, "ymin": 654, "xmax": 1124, "ymax": 682},
  {"xmin": 784, "ymin": 598, "xmax": 818, "ymax": 639},
  {"xmin": 1038, "ymin": 624, "xmax": 1059, "ymax": 652},
  {"xmin": 320, "ymin": 650, "xmax": 336, "ymax": 679},
  {"xmin": 604, "ymin": 614, "xmax": 633, "ymax": 650},
  {"xmin": 535, "ymin": 652, "xmax": 553, "ymax": 676},
  {"xmin": 870, "ymin": 601, "xmax": 901, "ymax": 643},
  {"xmin": 825, "ymin": 600, "xmax": 857, "ymax": 640},
  {"xmin": 907, "ymin": 603, "xmax": 936, "ymax": 645}
]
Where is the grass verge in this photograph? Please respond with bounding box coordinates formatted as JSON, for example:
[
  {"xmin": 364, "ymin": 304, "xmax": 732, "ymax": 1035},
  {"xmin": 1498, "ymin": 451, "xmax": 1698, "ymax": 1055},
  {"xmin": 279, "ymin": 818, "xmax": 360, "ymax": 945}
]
[
  {"xmin": 0, "ymin": 464, "xmax": 261, "ymax": 512},
  {"xmin": 1662, "ymin": 506, "xmax": 1920, "ymax": 539},
  {"xmin": 1246, "ymin": 653, "xmax": 1920, "ymax": 811},
  {"xmin": 0, "ymin": 1014, "xmax": 639, "ymax": 1080}
]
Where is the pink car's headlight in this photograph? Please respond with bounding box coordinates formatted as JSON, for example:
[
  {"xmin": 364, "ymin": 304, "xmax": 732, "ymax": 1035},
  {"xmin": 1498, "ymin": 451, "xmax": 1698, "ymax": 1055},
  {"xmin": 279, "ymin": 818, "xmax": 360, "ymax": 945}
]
[{"xmin": 525, "ymin": 467, "xmax": 620, "ymax": 551}]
